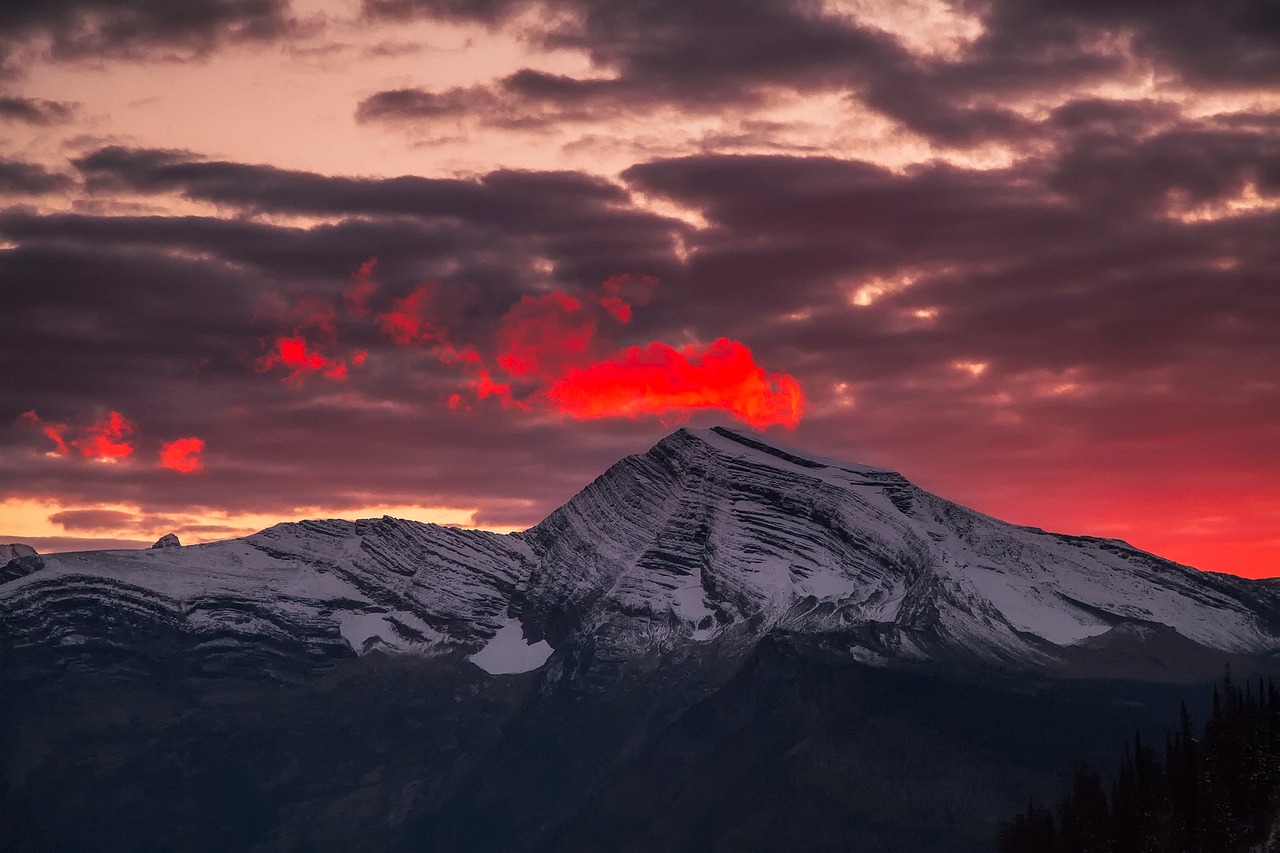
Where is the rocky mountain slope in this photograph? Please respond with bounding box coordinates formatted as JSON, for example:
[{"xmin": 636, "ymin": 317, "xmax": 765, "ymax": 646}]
[{"xmin": 4, "ymin": 426, "xmax": 1278, "ymax": 685}]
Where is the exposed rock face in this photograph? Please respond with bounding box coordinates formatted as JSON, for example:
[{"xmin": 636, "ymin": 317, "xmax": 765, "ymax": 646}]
[
  {"xmin": 0, "ymin": 543, "xmax": 42, "ymax": 584},
  {"xmin": 521, "ymin": 426, "xmax": 1280, "ymax": 678},
  {"xmin": 1, "ymin": 543, "xmax": 37, "ymax": 561},
  {"xmin": 3, "ymin": 427, "xmax": 1279, "ymax": 684},
  {"xmin": 151, "ymin": 533, "xmax": 181, "ymax": 549}
]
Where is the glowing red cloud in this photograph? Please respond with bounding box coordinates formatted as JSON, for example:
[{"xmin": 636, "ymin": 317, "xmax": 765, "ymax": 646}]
[
  {"xmin": 378, "ymin": 283, "xmax": 447, "ymax": 346},
  {"xmin": 257, "ymin": 336, "xmax": 351, "ymax": 383},
  {"xmin": 365, "ymin": 268, "xmax": 805, "ymax": 428},
  {"xmin": 495, "ymin": 292, "xmax": 597, "ymax": 379},
  {"xmin": 160, "ymin": 437, "xmax": 205, "ymax": 473},
  {"xmin": 547, "ymin": 338, "xmax": 804, "ymax": 429},
  {"xmin": 256, "ymin": 262, "xmax": 376, "ymax": 385},
  {"xmin": 595, "ymin": 273, "xmax": 657, "ymax": 324},
  {"xmin": 20, "ymin": 410, "xmax": 70, "ymax": 455},
  {"xmin": 72, "ymin": 411, "xmax": 135, "ymax": 460}
]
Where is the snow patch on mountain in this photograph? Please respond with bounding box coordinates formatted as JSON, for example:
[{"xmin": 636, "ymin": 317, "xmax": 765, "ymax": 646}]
[{"xmin": 469, "ymin": 617, "xmax": 554, "ymax": 674}]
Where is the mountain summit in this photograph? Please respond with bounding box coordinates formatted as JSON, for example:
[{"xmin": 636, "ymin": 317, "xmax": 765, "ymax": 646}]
[{"xmin": 4, "ymin": 426, "xmax": 1279, "ymax": 684}]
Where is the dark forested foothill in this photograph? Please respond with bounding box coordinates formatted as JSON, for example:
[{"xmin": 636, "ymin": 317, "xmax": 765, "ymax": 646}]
[{"xmin": 999, "ymin": 672, "xmax": 1280, "ymax": 853}]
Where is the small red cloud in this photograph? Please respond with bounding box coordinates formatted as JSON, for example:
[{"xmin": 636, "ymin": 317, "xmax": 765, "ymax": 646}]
[
  {"xmin": 160, "ymin": 437, "xmax": 205, "ymax": 473},
  {"xmin": 344, "ymin": 257, "xmax": 378, "ymax": 317},
  {"xmin": 256, "ymin": 261, "xmax": 376, "ymax": 385},
  {"xmin": 19, "ymin": 410, "xmax": 70, "ymax": 455},
  {"xmin": 257, "ymin": 336, "xmax": 351, "ymax": 383},
  {"xmin": 378, "ymin": 283, "xmax": 447, "ymax": 346},
  {"xmin": 72, "ymin": 411, "xmax": 135, "ymax": 460},
  {"xmin": 595, "ymin": 273, "xmax": 658, "ymax": 324},
  {"xmin": 547, "ymin": 338, "xmax": 804, "ymax": 429},
  {"xmin": 495, "ymin": 292, "xmax": 596, "ymax": 379}
]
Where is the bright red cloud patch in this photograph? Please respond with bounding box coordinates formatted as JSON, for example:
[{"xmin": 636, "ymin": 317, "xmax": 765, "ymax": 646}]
[
  {"xmin": 20, "ymin": 410, "xmax": 206, "ymax": 471},
  {"xmin": 24, "ymin": 410, "xmax": 137, "ymax": 460},
  {"xmin": 20, "ymin": 410, "xmax": 70, "ymax": 455},
  {"xmin": 256, "ymin": 279, "xmax": 371, "ymax": 385},
  {"xmin": 160, "ymin": 437, "xmax": 205, "ymax": 473},
  {"xmin": 256, "ymin": 260, "xmax": 803, "ymax": 428},
  {"xmin": 547, "ymin": 338, "xmax": 805, "ymax": 429},
  {"xmin": 364, "ymin": 265, "xmax": 804, "ymax": 428},
  {"xmin": 74, "ymin": 411, "xmax": 135, "ymax": 460},
  {"xmin": 258, "ymin": 336, "xmax": 352, "ymax": 383}
]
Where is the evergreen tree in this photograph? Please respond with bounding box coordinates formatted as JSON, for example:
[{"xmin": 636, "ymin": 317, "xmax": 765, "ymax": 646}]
[{"xmin": 998, "ymin": 672, "xmax": 1280, "ymax": 853}]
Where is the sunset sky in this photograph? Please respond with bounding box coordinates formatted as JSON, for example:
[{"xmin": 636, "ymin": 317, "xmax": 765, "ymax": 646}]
[{"xmin": 1, "ymin": 0, "xmax": 1278, "ymax": 577}]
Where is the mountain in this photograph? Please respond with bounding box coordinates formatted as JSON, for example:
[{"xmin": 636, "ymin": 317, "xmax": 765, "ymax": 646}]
[{"xmin": 3, "ymin": 426, "xmax": 1279, "ymax": 852}]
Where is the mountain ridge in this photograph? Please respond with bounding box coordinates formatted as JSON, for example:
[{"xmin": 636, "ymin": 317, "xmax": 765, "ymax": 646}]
[{"xmin": 4, "ymin": 425, "xmax": 1278, "ymax": 685}]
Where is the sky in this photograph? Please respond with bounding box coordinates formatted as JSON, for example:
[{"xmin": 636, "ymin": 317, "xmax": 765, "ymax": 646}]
[{"xmin": 0, "ymin": 0, "xmax": 1278, "ymax": 577}]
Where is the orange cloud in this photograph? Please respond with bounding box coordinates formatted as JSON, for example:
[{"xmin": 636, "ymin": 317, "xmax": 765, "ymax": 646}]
[
  {"xmin": 279, "ymin": 261, "xmax": 803, "ymax": 427},
  {"xmin": 160, "ymin": 437, "xmax": 205, "ymax": 473}
]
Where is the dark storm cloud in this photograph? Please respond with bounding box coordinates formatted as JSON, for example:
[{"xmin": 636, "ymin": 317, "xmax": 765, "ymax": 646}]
[
  {"xmin": 974, "ymin": 0, "xmax": 1280, "ymax": 88},
  {"xmin": 79, "ymin": 145, "xmax": 629, "ymax": 222},
  {"xmin": 358, "ymin": 0, "xmax": 1280, "ymax": 148},
  {"xmin": 362, "ymin": 0, "xmax": 524, "ymax": 24},
  {"xmin": 0, "ymin": 157, "xmax": 72, "ymax": 194},
  {"xmin": 615, "ymin": 145, "xmax": 1280, "ymax": 518},
  {"xmin": 347, "ymin": 0, "xmax": 1055, "ymax": 146},
  {"xmin": 621, "ymin": 137, "xmax": 1280, "ymax": 384},
  {"xmin": 0, "ymin": 228, "xmax": 643, "ymax": 519},
  {"xmin": 71, "ymin": 146, "xmax": 688, "ymax": 286},
  {"xmin": 0, "ymin": 151, "xmax": 695, "ymax": 523},
  {"xmin": 0, "ymin": 0, "xmax": 296, "ymax": 72},
  {"xmin": 357, "ymin": 0, "xmax": 961, "ymax": 138},
  {"xmin": 1048, "ymin": 121, "xmax": 1280, "ymax": 213},
  {"xmin": 0, "ymin": 95, "xmax": 75, "ymax": 124}
]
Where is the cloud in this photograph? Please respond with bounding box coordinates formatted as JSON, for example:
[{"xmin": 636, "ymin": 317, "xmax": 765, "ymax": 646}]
[
  {"xmin": 0, "ymin": 0, "xmax": 299, "ymax": 73},
  {"xmin": 0, "ymin": 95, "xmax": 75, "ymax": 124},
  {"xmin": 49, "ymin": 508, "xmax": 138, "ymax": 530},
  {"xmin": 20, "ymin": 410, "xmax": 134, "ymax": 460},
  {"xmin": 0, "ymin": 157, "xmax": 72, "ymax": 195},
  {"xmin": 73, "ymin": 411, "xmax": 135, "ymax": 460},
  {"xmin": 159, "ymin": 437, "xmax": 205, "ymax": 473},
  {"xmin": 0, "ymin": 155, "xmax": 698, "ymax": 529},
  {"xmin": 352, "ymin": 0, "xmax": 1280, "ymax": 153},
  {"xmin": 547, "ymin": 339, "xmax": 804, "ymax": 429},
  {"xmin": 281, "ymin": 260, "xmax": 805, "ymax": 427},
  {"xmin": 67, "ymin": 145, "xmax": 690, "ymax": 291}
]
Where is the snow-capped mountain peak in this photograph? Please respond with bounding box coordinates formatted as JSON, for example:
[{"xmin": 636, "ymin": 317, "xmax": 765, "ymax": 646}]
[{"xmin": 3, "ymin": 427, "xmax": 1278, "ymax": 683}]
